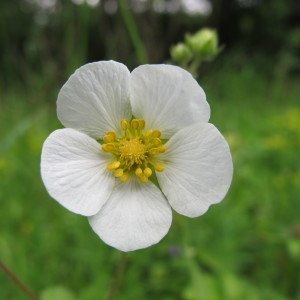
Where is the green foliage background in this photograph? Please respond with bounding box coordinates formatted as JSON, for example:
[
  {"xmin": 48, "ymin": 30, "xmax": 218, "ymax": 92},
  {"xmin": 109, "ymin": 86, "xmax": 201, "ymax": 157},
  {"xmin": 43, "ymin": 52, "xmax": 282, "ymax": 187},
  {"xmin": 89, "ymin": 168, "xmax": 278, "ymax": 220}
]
[{"xmin": 1, "ymin": 0, "xmax": 300, "ymax": 299}]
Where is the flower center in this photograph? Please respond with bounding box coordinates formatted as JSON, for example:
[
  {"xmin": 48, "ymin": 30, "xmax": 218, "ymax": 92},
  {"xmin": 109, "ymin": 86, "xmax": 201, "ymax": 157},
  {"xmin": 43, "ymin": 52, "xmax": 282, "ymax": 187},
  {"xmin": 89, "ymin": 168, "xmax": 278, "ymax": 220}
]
[
  {"xmin": 101, "ymin": 119, "xmax": 166, "ymax": 183},
  {"xmin": 119, "ymin": 138, "xmax": 147, "ymax": 166}
]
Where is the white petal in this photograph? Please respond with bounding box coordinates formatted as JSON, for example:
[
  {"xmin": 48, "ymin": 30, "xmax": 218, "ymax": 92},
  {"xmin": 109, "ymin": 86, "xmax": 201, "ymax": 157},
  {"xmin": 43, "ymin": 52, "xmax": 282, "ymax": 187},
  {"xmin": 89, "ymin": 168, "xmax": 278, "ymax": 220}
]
[
  {"xmin": 130, "ymin": 64, "xmax": 210, "ymax": 138},
  {"xmin": 57, "ymin": 61, "xmax": 132, "ymax": 139},
  {"xmin": 88, "ymin": 178, "xmax": 172, "ymax": 251},
  {"xmin": 41, "ymin": 128, "xmax": 115, "ymax": 216},
  {"xmin": 156, "ymin": 123, "xmax": 233, "ymax": 217}
]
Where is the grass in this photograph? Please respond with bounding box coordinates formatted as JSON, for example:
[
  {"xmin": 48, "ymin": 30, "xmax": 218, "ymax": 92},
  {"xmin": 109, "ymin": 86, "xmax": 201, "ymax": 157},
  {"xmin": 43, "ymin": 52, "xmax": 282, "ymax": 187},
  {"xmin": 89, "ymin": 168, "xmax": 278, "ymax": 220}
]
[{"xmin": 1, "ymin": 59, "xmax": 300, "ymax": 300}]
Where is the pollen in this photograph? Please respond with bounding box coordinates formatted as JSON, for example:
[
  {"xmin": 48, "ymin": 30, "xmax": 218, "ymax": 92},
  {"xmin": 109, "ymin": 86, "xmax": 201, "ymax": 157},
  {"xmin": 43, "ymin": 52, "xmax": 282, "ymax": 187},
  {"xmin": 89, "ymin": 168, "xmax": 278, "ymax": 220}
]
[{"xmin": 102, "ymin": 119, "xmax": 166, "ymax": 183}]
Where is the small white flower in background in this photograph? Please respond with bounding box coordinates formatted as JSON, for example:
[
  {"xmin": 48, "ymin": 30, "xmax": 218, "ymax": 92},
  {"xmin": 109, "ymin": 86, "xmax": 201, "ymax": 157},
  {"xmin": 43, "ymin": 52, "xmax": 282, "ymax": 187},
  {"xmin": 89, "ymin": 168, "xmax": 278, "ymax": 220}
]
[{"xmin": 41, "ymin": 61, "xmax": 233, "ymax": 252}]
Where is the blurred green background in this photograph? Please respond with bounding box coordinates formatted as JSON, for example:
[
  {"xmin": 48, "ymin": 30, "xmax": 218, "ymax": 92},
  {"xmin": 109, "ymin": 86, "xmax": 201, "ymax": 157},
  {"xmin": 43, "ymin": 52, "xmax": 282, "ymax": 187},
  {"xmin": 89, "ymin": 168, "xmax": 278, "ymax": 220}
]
[{"xmin": 1, "ymin": 0, "xmax": 300, "ymax": 299}]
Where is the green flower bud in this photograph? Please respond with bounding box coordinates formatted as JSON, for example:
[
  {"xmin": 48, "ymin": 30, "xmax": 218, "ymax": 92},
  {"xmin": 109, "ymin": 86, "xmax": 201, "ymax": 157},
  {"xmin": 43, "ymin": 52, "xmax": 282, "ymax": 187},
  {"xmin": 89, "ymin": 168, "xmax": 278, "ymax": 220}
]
[
  {"xmin": 170, "ymin": 43, "xmax": 192, "ymax": 64},
  {"xmin": 185, "ymin": 28, "xmax": 219, "ymax": 61}
]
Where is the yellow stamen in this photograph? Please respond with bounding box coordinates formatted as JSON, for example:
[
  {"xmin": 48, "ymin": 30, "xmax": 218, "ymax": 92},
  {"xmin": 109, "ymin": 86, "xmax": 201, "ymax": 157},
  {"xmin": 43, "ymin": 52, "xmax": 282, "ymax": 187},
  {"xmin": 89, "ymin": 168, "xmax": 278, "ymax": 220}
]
[
  {"xmin": 158, "ymin": 145, "xmax": 166, "ymax": 153},
  {"xmin": 103, "ymin": 133, "xmax": 115, "ymax": 143},
  {"xmin": 149, "ymin": 148, "xmax": 159, "ymax": 155},
  {"xmin": 152, "ymin": 130, "xmax": 161, "ymax": 138},
  {"xmin": 121, "ymin": 119, "xmax": 129, "ymax": 130},
  {"xmin": 101, "ymin": 119, "xmax": 167, "ymax": 183},
  {"xmin": 145, "ymin": 129, "xmax": 153, "ymax": 137},
  {"xmin": 154, "ymin": 162, "xmax": 165, "ymax": 172},
  {"xmin": 114, "ymin": 169, "xmax": 124, "ymax": 178},
  {"xmin": 120, "ymin": 173, "xmax": 130, "ymax": 182},
  {"xmin": 107, "ymin": 131, "xmax": 116, "ymax": 139},
  {"xmin": 139, "ymin": 175, "xmax": 148, "ymax": 183},
  {"xmin": 153, "ymin": 138, "xmax": 162, "ymax": 146},
  {"xmin": 138, "ymin": 119, "xmax": 145, "ymax": 130},
  {"xmin": 106, "ymin": 161, "xmax": 120, "ymax": 171},
  {"xmin": 131, "ymin": 119, "xmax": 139, "ymax": 130},
  {"xmin": 135, "ymin": 168, "xmax": 143, "ymax": 177},
  {"xmin": 144, "ymin": 167, "xmax": 152, "ymax": 177},
  {"xmin": 102, "ymin": 143, "xmax": 115, "ymax": 152}
]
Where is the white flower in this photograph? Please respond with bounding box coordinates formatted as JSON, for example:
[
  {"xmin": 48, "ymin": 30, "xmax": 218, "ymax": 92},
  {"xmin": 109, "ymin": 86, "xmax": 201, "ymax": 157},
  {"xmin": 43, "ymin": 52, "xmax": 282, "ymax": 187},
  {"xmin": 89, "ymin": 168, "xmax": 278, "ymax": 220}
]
[{"xmin": 41, "ymin": 61, "xmax": 233, "ymax": 252}]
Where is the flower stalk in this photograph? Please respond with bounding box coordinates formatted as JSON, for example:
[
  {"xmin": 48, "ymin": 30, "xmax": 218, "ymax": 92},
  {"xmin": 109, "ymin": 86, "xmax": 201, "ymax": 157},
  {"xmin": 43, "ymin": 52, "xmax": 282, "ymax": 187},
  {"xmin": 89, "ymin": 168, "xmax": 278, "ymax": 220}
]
[
  {"xmin": 0, "ymin": 261, "xmax": 38, "ymax": 300},
  {"xmin": 106, "ymin": 252, "xmax": 128, "ymax": 300}
]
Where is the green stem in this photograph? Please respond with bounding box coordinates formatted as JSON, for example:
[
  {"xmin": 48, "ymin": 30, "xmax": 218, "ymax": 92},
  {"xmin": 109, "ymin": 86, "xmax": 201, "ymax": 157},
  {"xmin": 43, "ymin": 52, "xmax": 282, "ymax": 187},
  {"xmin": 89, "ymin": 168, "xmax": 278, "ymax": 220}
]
[
  {"xmin": 188, "ymin": 58, "xmax": 203, "ymax": 80},
  {"xmin": 0, "ymin": 260, "xmax": 38, "ymax": 300},
  {"xmin": 118, "ymin": 0, "xmax": 149, "ymax": 64},
  {"xmin": 106, "ymin": 252, "xmax": 128, "ymax": 300}
]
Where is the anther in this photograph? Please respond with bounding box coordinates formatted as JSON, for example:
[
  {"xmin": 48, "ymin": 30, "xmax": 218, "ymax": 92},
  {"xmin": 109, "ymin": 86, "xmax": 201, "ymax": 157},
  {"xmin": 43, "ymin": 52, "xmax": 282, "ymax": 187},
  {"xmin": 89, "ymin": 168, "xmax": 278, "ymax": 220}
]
[
  {"xmin": 145, "ymin": 129, "xmax": 153, "ymax": 137},
  {"xmin": 154, "ymin": 162, "xmax": 165, "ymax": 172},
  {"xmin": 114, "ymin": 169, "xmax": 124, "ymax": 177},
  {"xmin": 138, "ymin": 119, "xmax": 145, "ymax": 130},
  {"xmin": 107, "ymin": 131, "xmax": 116, "ymax": 138},
  {"xmin": 106, "ymin": 161, "xmax": 121, "ymax": 171},
  {"xmin": 121, "ymin": 119, "xmax": 129, "ymax": 130},
  {"xmin": 152, "ymin": 130, "xmax": 161, "ymax": 138},
  {"xmin": 102, "ymin": 144, "xmax": 115, "ymax": 152},
  {"xmin": 153, "ymin": 138, "xmax": 162, "ymax": 146},
  {"xmin": 139, "ymin": 175, "xmax": 148, "ymax": 183},
  {"xmin": 135, "ymin": 168, "xmax": 143, "ymax": 177},
  {"xmin": 149, "ymin": 148, "xmax": 159, "ymax": 155},
  {"xmin": 158, "ymin": 145, "xmax": 166, "ymax": 153},
  {"xmin": 143, "ymin": 167, "xmax": 152, "ymax": 177},
  {"xmin": 131, "ymin": 119, "xmax": 139, "ymax": 130},
  {"xmin": 120, "ymin": 173, "xmax": 130, "ymax": 182},
  {"xmin": 103, "ymin": 135, "xmax": 112, "ymax": 143},
  {"xmin": 103, "ymin": 132, "xmax": 116, "ymax": 143}
]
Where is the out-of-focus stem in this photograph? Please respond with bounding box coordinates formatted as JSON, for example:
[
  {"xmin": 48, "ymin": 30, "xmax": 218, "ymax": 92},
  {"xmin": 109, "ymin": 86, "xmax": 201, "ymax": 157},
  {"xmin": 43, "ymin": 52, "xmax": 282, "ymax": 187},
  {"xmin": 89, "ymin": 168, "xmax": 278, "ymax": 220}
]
[
  {"xmin": 0, "ymin": 260, "xmax": 38, "ymax": 300},
  {"xmin": 118, "ymin": 0, "xmax": 149, "ymax": 64},
  {"xmin": 106, "ymin": 252, "xmax": 128, "ymax": 300}
]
